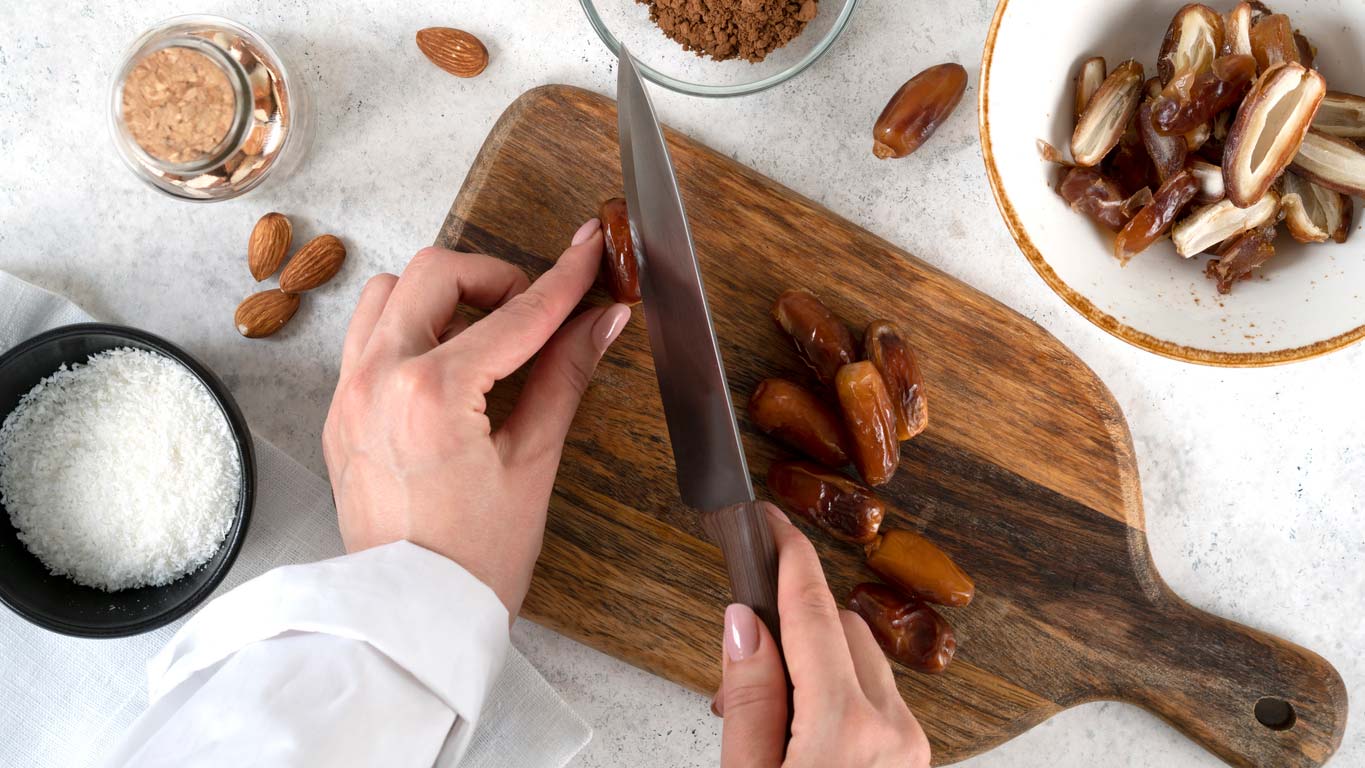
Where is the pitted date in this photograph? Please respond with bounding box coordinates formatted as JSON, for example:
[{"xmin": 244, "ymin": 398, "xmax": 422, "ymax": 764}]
[
  {"xmin": 1114, "ymin": 169, "xmax": 1199, "ymax": 264},
  {"xmin": 1137, "ymin": 99, "xmax": 1187, "ymax": 182},
  {"xmin": 772, "ymin": 290, "xmax": 858, "ymax": 389},
  {"xmin": 1071, "ymin": 60, "xmax": 1145, "ymax": 167},
  {"xmin": 1153, "ymin": 54, "xmax": 1255, "ymax": 136},
  {"xmin": 1074, "ymin": 57, "xmax": 1107, "ymax": 125},
  {"xmin": 834, "ymin": 361, "xmax": 900, "ymax": 486},
  {"xmin": 749, "ymin": 379, "xmax": 851, "ymax": 468},
  {"xmin": 1157, "ymin": 4, "xmax": 1224, "ymax": 87},
  {"xmin": 1058, "ymin": 167, "xmax": 1130, "ymax": 231},
  {"xmin": 847, "ymin": 583, "xmax": 957, "ymax": 674},
  {"xmin": 1250, "ymin": 13, "xmax": 1302, "ymax": 71},
  {"xmin": 865, "ymin": 529, "xmax": 975, "ymax": 607},
  {"xmin": 1103, "ymin": 119, "xmax": 1159, "ymax": 197},
  {"xmin": 767, "ymin": 461, "xmax": 885, "ymax": 544},
  {"xmin": 598, "ymin": 197, "xmax": 640, "ymax": 305},
  {"xmin": 863, "ymin": 321, "xmax": 928, "ymax": 441},
  {"xmin": 1205, "ymin": 223, "xmax": 1276, "ymax": 294}
]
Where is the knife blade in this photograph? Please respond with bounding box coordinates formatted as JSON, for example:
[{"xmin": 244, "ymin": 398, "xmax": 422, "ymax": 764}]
[{"xmin": 616, "ymin": 48, "xmax": 782, "ymax": 644}]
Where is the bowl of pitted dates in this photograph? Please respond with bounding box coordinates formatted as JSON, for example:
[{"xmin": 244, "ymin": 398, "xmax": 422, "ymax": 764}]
[{"xmin": 982, "ymin": 0, "xmax": 1365, "ymax": 366}]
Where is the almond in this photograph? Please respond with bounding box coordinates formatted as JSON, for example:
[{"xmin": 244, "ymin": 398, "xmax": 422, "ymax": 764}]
[
  {"xmin": 247, "ymin": 212, "xmax": 292, "ymax": 281},
  {"xmin": 416, "ymin": 27, "xmax": 489, "ymax": 78},
  {"xmin": 280, "ymin": 234, "xmax": 346, "ymax": 293},
  {"xmin": 241, "ymin": 121, "xmax": 267, "ymax": 156},
  {"xmin": 235, "ymin": 289, "xmax": 300, "ymax": 338}
]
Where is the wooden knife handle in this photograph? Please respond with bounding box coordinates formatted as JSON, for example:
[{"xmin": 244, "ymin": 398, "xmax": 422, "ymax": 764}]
[{"xmin": 702, "ymin": 500, "xmax": 782, "ymax": 649}]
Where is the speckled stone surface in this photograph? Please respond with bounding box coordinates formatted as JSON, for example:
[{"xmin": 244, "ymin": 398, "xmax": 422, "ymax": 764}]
[{"xmin": 1, "ymin": 1, "xmax": 1361, "ymax": 766}]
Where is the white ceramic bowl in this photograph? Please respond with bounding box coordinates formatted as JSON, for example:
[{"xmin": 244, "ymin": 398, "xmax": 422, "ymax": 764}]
[{"xmin": 981, "ymin": 0, "xmax": 1365, "ymax": 366}]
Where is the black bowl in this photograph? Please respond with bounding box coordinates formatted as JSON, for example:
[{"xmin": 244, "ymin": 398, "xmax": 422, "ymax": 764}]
[{"xmin": 0, "ymin": 323, "xmax": 254, "ymax": 637}]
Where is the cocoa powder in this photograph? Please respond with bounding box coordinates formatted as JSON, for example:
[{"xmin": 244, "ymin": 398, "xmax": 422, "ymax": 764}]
[{"xmin": 640, "ymin": 0, "xmax": 818, "ymax": 63}]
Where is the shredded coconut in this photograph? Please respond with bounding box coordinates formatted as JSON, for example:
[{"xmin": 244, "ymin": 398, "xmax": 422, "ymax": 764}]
[{"xmin": 0, "ymin": 347, "xmax": 241, "ymax": 591}]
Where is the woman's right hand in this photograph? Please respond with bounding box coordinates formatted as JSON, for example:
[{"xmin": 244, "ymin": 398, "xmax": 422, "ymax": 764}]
[{"xmin": 714, "ymin": 503, "xmax": 930, "ymax": 768}]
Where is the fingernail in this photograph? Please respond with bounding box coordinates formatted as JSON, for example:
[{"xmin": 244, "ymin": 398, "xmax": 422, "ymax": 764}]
[
  {"xmin": 724, "ymin": 603, "xmax": 759, "ymax": 662},
  {"xmin": 593, "ymin": 304, "xmax": 631, "ymax": 349},
  {"xmin": 571, "ymin": 218, "xmax": 601, "ymax": 246},
  {"xmin": 763, "ymin": 502, "xmax": 791, "ymax": 525}
]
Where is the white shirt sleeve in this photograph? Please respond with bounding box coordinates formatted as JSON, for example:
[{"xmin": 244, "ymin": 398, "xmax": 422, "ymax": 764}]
[{"xmin": 102, "ymin": 540, "xmax": 510, "ymax": 768}]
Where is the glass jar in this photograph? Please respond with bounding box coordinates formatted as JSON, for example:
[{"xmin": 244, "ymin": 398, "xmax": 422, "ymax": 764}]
[{"xmin": 108, "ymin": 16, "xmax": 312, "ymax": 202}]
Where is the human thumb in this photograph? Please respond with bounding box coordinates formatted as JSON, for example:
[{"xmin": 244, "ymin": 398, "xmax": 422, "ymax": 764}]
[{"xmin": 719, "ymin": 603, "xmax": 788, "ymax": 768}]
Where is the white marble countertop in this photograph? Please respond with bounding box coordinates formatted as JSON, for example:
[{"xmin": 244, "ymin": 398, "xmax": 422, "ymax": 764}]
[{"xmin": 1, "ymin": 1, "xmax": 1361, "ymax": 766}]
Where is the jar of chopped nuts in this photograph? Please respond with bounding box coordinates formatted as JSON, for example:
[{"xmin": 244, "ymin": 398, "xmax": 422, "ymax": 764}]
[{"xmin": 108, "ymin": 16, "xmax": 312, "ymax": 202}]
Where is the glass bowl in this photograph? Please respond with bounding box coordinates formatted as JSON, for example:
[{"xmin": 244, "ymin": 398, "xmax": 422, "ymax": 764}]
[{"xmin": 579, "ymin": 0, "xmax": 858, "ymax": 97}]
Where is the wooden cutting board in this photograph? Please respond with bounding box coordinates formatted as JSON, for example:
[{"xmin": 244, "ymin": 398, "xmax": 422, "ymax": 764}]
[{"xmin": 434, "ymin": 85, "xmax": 1346, "ymax": 767}]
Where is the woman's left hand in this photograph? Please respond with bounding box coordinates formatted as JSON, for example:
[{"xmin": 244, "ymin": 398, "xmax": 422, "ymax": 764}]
[{"xmin": 322, "ymin": 218, "xmax": 630, "ymax": 617}]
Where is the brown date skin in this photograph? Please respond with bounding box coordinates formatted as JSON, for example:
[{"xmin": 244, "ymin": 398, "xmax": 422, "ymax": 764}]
[
  {"xmin": 1138, "ymin": 99, "xmax": 1187, "ymax": 182},
  {"xmin": 1103, "ymin": 119, "xmax": 1160, "ymax": 197},
  {"xmin": 1143, "ymin": 76, "xmax": 1162, "ymax": 102},
  {"xmin": 1250, "ymin": 14, "xmax": 1301, "ymax": 72},
  {"xmin": 1115, "ymin": 169, "xmax": 1200, "ymax": 264},
  {"xmin": 834, "ymin": 361, "xmax": 900, "ymax": 487},
  {"xmin": 771, "ymin": 290, "xmax": 858, "ymax": 390},
  {"xmin": 1074, "ymin": 57, "xmax": 1107, "ymax": 125},
  {"xmin": 872, "ymin": 63, "xmax": 968, "ymax": 159},
  {"xmin": 1157, "ymin": 4, "xmax": 1226, "ymax": 87},
  {"xmin": 748, "ymin": 379, "xmax": 851, "ymax": 468},
  {"xmin": 1058, "ymin": 167, "xmax": 1130, "ymax": 232},
  {"xmin": 1206, "ymin": 224, "xmax": 1276, "ymax": 294},
  {"xmin": 1339, "ymin": 196, "xmax": 1356, "ymax": 244},
  {"xmin": 1293, "ymin": 30, "xmax": 1316, "ymax": 71},
  {"xmin": 847, "ymin": 583, "xmax": 957, "ymax": 674},
  {"xmin": 1153, "ymin": 54, "xmax": 1256, "ymax": 135},
  {"xmin": 865, "ymin": 529, "xmax": 975, "ymax": 607},
  {"xmin": 598, "ymin": 197, "xmax": 640, "ymax": 305},
  {"xmin": 1197, "ymin": 119, "xmax": 1230, "ymax": 164},
  {"xmin": 863, "ymin": 321, "xmax": 928, "ymax": 442},
  {"xmin": 767, "ymin": 461, "xmax": 885, "ymax": 544}
]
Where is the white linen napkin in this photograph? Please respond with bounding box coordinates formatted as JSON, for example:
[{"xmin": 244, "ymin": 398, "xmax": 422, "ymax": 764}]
[{"xmin": 0, "ymin": 271, "xmax": 591, "ymax": 768}]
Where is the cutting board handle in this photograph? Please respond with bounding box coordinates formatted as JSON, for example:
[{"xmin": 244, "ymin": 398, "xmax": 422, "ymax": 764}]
[{"xmin": 1119, "ymin": 590, "xmax": 1348, "ymax": 767}]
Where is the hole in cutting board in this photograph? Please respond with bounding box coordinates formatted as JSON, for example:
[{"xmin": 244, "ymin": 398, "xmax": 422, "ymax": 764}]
[{"xmin": 1254, "ymin": 697, "xmax": 1297, "ymax": 731}]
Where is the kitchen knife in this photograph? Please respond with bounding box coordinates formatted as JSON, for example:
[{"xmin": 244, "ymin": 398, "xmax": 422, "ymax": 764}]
[{"xmin": 616, "ymin": 48, "xmax": 782, "ymax": 645}]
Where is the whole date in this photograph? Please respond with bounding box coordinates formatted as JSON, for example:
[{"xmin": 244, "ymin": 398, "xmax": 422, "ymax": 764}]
[
  {"xmin": 872, "ymin": 63, "xmax": 969, "ymax": 159},
  {"xmin": 848, "ymin": 583, "xmax": 957, "ymax": 674},
  {"xmin": 865, "ymin": 529, "xmax": 975, "ymax": 607},
  {"xmin": 864, "ymin": 321, "xmax": 928, "ymax": 441},
  {"xmin": 598, "ymin": 197, "xmax": 641, "ymax": 305},
  {"xmin": 835, "ymin": 362, "xmax": 901, "ymax": 486},
  {"xmin": 749, "ymin": 379, "xmax": 851, "ymax": 468},
  {"xmin": 772, "ymin": 290, "xmax": 858, "ymax": 390},
  {"xmin": 767, "ymin": 461, "xmax": 885, "ymax": 544}
]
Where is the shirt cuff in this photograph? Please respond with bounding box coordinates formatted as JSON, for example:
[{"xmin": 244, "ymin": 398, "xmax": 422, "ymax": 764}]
[{"xmin": 146, "ymin": 540, "xmax": 510, "ymax": 732}]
